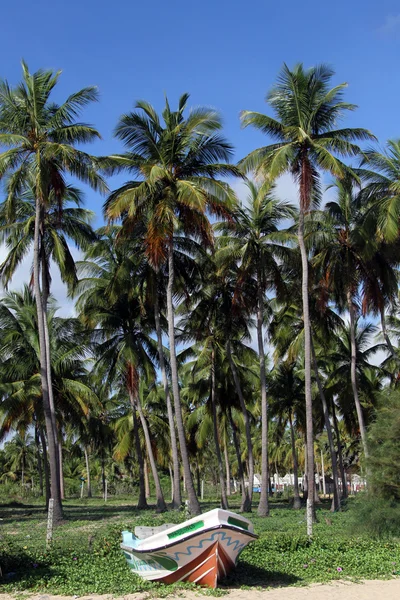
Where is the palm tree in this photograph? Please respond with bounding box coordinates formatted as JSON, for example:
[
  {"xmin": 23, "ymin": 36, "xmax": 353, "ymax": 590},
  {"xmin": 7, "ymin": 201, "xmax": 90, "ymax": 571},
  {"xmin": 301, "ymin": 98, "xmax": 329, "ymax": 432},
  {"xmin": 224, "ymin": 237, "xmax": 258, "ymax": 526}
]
[
  {"xmin": 0, "ymin": 62, "xmax": 106, "ymax": 524},
  {"xmin": 240, "ymin": 63, "xmax": 374, "ymax": 534},
  {"xmin": 217, "ymin": 180, "xmax": 295, "ymax": 515},
  {"xmin": 269, "ymin": 360, "xmax": 305, "ymax": 508},
  {"xmin": 0, "ymin": 286, "xmax": 99, "ymax": 501},
  {"xmin": 103, "ymin": 94, "xmax": 238, "ymax": 515},
  {"xmin": 77, "ymin": 229, "xmax": 167, "ymax": 511},
  {"xmin": 2, "ymin": 432, "xmax": 35, "ymax": 486},
  {"xmin": 313, "ymin": 175, "xmax": 396, "ymax": 457}
]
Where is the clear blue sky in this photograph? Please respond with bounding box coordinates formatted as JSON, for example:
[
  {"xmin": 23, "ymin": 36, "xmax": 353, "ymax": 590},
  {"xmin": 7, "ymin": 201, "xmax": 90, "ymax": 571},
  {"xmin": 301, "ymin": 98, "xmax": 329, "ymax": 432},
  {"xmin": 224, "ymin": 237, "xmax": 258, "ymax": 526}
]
[{"xmin": 2, "ymin": 0, "xmax": 400, "ymax": 220}]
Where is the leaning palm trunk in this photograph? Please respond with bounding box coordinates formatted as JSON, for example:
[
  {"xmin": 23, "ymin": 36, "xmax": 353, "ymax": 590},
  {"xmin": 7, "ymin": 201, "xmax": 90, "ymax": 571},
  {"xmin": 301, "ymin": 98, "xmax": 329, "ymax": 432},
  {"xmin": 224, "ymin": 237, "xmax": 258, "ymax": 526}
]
[
  {"xmin": 228, "ymin": 407, "xmax": 250, "ymax": 511},
  {"xmin": 128, "ymin": 390, "xmax": 148, "ymax": 509},
  {"xmin": 256, "ymin": 279, "xmax": 269, "ymax": 517},
  {"xmin": 211, "ymin": 348, "xmax": 228, "ymax": 509},
  {"xmin": 33, "ymin": 194, "xmax": 63, "ymax": 524},
  {"xmin": 298, "ymin": 203, "xmax": 315, "ymax": 536},
  {"xmin": 288, "ymin": 413, "xmax": 301, "ymax": 509},
  {"xmin": 154, "ymin": 289, "xmax": 181, "ymax": 508},
  {"xmin": 134, "ymin": 388, "xmax": 167, "ymax": 512},
  {"xmin": 310, "ymin": 338, "xmax": 340, "ymax": 511},
  {"xmin": 347, "ymin": 291, "xmax": 369, "ymax": 458},
  {"xmin": 166, "ymin": 242, "xmax": 201, "ymax": 515},
  {"xmin": 226, "ymin": 340, "xmax": 254, "ymax": 511}
]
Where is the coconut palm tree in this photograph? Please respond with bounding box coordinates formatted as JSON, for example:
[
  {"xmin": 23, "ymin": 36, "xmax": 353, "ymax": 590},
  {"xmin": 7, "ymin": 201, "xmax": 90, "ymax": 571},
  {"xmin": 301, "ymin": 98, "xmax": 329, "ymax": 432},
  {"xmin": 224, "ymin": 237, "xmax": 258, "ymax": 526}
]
[
  {"xmin": 240, "ymin": 63, "xmax": 374, "ymax": 534},
  {"xmin": 216, "ymin": 180, "xmax": 295, "ymax": 515},
  {"xmin": 313, "ymin": 175, "xmax": 396, "ymax": 457},
  {"xmin": 103, "ymin": 94, "xmax": 239, "ymax": 515},
  {"xmin": 76, "ymin": 230, "xmax": 167, "ymax": 511},
  {"xmin": 269, "ymin": 360, "xmax": 305, "ymax": 508},
  {"xmin": 0, "ymin": 62, "xmax": 106, "ymax": 523}
]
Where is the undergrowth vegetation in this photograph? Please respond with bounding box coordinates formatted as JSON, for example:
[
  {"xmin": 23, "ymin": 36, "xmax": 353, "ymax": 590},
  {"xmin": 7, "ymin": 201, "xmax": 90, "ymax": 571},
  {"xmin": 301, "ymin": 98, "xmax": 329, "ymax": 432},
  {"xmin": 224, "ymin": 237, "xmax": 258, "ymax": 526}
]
[{"xmin": 1, "ymin": 497, "xmax": 399, "ymax": 595}]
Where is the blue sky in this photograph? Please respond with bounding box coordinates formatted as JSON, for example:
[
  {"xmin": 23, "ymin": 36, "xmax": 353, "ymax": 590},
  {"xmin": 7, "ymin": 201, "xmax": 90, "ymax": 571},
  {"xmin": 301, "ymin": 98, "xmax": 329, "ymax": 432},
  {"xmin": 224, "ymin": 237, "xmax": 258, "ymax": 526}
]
[
  {"xmin": 2, "ymin": 0, "xmax": 400, "ymax": 216},
  {"xmin": 1, "ymin": 0, "xmax": 400, "ymax": 306}
]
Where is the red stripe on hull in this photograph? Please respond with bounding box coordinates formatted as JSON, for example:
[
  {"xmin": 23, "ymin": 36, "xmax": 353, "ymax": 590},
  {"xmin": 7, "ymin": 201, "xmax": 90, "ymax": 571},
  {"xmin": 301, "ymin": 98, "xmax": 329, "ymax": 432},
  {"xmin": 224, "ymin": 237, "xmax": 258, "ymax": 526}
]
[
  {"xmin": 217, "ymin": 543, "xmax": 235, "ymax": 579},
  {"xmin": 160, "ymin": 542, "xmax": 218, "ymax": 588}
]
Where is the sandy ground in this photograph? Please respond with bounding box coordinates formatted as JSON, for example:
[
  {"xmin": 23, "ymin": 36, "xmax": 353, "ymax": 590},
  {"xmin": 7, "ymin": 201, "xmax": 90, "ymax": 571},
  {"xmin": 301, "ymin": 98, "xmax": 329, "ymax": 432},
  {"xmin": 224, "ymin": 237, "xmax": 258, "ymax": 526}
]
[{"xmin": 1, "ymin": 580, "xmax": 400, "ymax": 600}]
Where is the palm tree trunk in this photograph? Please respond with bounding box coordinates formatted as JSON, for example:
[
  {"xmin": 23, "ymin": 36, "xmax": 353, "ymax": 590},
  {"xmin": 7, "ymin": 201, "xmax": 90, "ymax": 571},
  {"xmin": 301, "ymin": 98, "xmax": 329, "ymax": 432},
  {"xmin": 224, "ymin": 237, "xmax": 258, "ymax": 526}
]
[
  {"xmin": 331, "ymin": 399, "xmax": 347, "ymax": 499},
  {"xmin": 288, "ymin": 412, "xmax": 301, "ymax": 509},
  {"xmin": 226, "ymin": 340, "xmax": 254, "ymax": 511},
  {"xmin": 101, "ymin": 449, "xmax": 106, "ymax": 498},
  {"xmin": 84, "ymin": 446, "xmax": 92, "ymax": 498},
  {"xmin": 347, "ymin": 291, "xmax": 369, "ymax": 458},
  {"xmin": 38, "ymin": 425, "xmax": 50, "ymax": 507},
  {"xmin": 58, "ymin": 442, "xmax": 65, "ymax": 500},
  {"xmin": 134, "ymin": 388, "xmax": 167, "ymax": 512},
  {"xmin": 144, "ymin": 457, "xmax": 150, "ymax": 498},
  {"xmin": 211, "ymin": 348, "xmax": 228, "ymax": 509},
  {"xmin": 310, "ymin": 337, "xmax": 340, "ymax": 511},
  {"xmin": 166, "ymin": 241, "xmax": 200, "ymax": 515},
  {"xmin": 41, "ymin": 256, "xmax": 61, "ymax": 486},
  {"xmin": 228, "ymin": 407, "xmax": 250, "ymax": 511},
  {"xmin": 154, "ymin": 289, "xmax": 181, "ymax": 508},
  {"xmin": 33, "ymin": 194, "xmax": 63, "ymax": 524},
  {"xmin": 298, "ymin": 204, "xmax": 315, "ymax": 535},
  {"xmin": 34, "ymin": 423, "xmax": 44, "ymax": 496},
  {"xmin": 224, "ymin": 443, "xmax": 231, "ymax": 496},
  {"xmin": 128, "ymin": 390, "xmax": 148, "ymax": 509},
  {"xmin": 169, "ymin": 464, "xmax": 174, "ymax": 502},
  {"xmin": 256, "ymin": 278, "xmax": 269, "ymax": 517}
]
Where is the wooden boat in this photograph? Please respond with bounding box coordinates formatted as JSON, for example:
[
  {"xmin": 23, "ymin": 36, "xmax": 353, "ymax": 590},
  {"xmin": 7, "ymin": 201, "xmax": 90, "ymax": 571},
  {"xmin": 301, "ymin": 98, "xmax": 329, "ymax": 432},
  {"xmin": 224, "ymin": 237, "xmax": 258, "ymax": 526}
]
[{"xmin": 121, "ymin": 508, "xmax": 257, "ymax": 588}]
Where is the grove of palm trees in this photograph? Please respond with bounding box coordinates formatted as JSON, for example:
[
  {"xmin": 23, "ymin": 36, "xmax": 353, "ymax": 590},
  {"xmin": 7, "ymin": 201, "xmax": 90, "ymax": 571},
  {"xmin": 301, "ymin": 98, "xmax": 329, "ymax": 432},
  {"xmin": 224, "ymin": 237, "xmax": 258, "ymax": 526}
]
[{"xmin": 1, "ymin": 61, "xmax": 400, "ymax": 594}]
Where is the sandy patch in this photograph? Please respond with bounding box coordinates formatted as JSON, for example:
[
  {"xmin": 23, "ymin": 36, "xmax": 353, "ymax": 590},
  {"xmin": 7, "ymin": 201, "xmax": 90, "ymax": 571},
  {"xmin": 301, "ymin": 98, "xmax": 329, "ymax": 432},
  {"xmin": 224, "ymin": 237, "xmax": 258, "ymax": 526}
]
[{"xmin": 1, "ymin": 579, "xmax": 400, "ymax": 600}]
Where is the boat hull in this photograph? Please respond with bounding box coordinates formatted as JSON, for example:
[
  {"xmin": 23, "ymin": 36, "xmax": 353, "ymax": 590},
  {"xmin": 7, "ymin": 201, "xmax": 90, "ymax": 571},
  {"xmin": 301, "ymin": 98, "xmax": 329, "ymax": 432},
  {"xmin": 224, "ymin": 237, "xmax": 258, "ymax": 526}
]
[{"xmin": 121, "ymin": 524, "xmax": 256, "ymax": 588}]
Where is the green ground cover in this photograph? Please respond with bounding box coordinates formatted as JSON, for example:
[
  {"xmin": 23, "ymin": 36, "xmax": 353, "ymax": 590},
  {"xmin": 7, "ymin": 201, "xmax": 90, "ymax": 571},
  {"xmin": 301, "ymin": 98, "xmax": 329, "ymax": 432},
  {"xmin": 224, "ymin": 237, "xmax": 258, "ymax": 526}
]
[{"xmin": 1, "ymin": 496, "xmax": 399, "ymax": 595}]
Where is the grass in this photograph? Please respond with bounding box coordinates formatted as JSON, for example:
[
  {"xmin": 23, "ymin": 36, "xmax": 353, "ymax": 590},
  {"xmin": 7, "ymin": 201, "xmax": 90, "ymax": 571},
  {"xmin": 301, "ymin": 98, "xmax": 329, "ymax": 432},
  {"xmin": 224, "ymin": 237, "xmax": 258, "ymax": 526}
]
[{"xmin": 1, "ymin": 494, "xmax": 399, "ymax": 596}]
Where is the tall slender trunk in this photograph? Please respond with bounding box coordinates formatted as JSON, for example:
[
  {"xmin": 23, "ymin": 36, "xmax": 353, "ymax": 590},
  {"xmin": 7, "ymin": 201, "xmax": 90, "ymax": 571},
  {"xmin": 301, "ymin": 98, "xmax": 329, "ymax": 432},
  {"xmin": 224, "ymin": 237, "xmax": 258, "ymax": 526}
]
[
  {"xmin": 35, "ymin": 423, "xmax": 44, "ymax": 496},
  {"xmin": 347, "ymin": 291, "xmax": 368, "ymax": 458},
  {"xmin": 169, "ymin": 464, "xmax": 174, "ymax": 502},
  {"xmin": 166, "ymin": 241, "xmax": 200, "ymax": 515},
  {"xmin": 196, "ymin": 464, "xmax": 201, "ymax": 498},
  {"xmin": 38, "ymin": 425, "xmax": 50, "ymax": 507},
  {"xmin": 129, "ymin": 390, "xmax": 148, "ymax": 509},
  {"xmin": 288, "ymin": 412, "xmax": 301, "ymax": 509},
  {"xmin": 298, "ymin": 204, "xmax": 315, "ymax": 536},
  {"xmin": 101, "ymin": 449, "xmax": 106, "ymax": 498},
  {"xmin": 58, "ymin": 442, "xmax": 65, "ymax": 500},
  {"xmin": 84, "ymin": 446, "xmax": 92, "ymax": 498},
  {"xmin": 310, "ymin": 337, "xmax": 340, "ymax": 511},
  {"xmin": 321, "ymin": 450, "xmax": 327, "ymax": 496},
  {"xmin": 228, "ymin": 407, "xmax": 250, "ymax": 511},
  {"xmin": 41, "ymin": 256, "xmax": 61, "ymax": 487},
  {"xmin": 256, "ymin": 279, "xmax": 269, "ymax": 517},
  {"xmin": 331, "ymin": 399, "xmax": 347, "ymax": 499},
  {"xmin": 211, "ymin": 348, "xmax": 228, "ymax": 509},
  {"xmin": 134, "ymin": 387, "xmax": 167, "ymax": 512},
  {"xmin": 224, "ymin": 443, "xmax": 231, "ymax": 496},
  {"xmin": 226, "ymin": 341, "xmax": 254, "ymax": 511},
  {"xmin": 154, "ymin": 289, "xmax": 181, "ymax": 508},
  {"xmin": 33, "ymin": 194, "xmax": 63, "ymax": 524},
  {"xmin": 144, "ymin": 457, "xmax": 150, "ymax": 499}
]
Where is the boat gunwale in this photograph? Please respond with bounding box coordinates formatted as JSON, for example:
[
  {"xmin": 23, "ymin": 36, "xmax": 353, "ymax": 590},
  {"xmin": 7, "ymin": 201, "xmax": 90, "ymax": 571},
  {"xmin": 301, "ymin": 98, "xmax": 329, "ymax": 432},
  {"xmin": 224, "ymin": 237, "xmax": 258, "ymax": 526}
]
[{"xmin": 120, "ymin": 523, "xmax": 258, "ymax": 554}]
